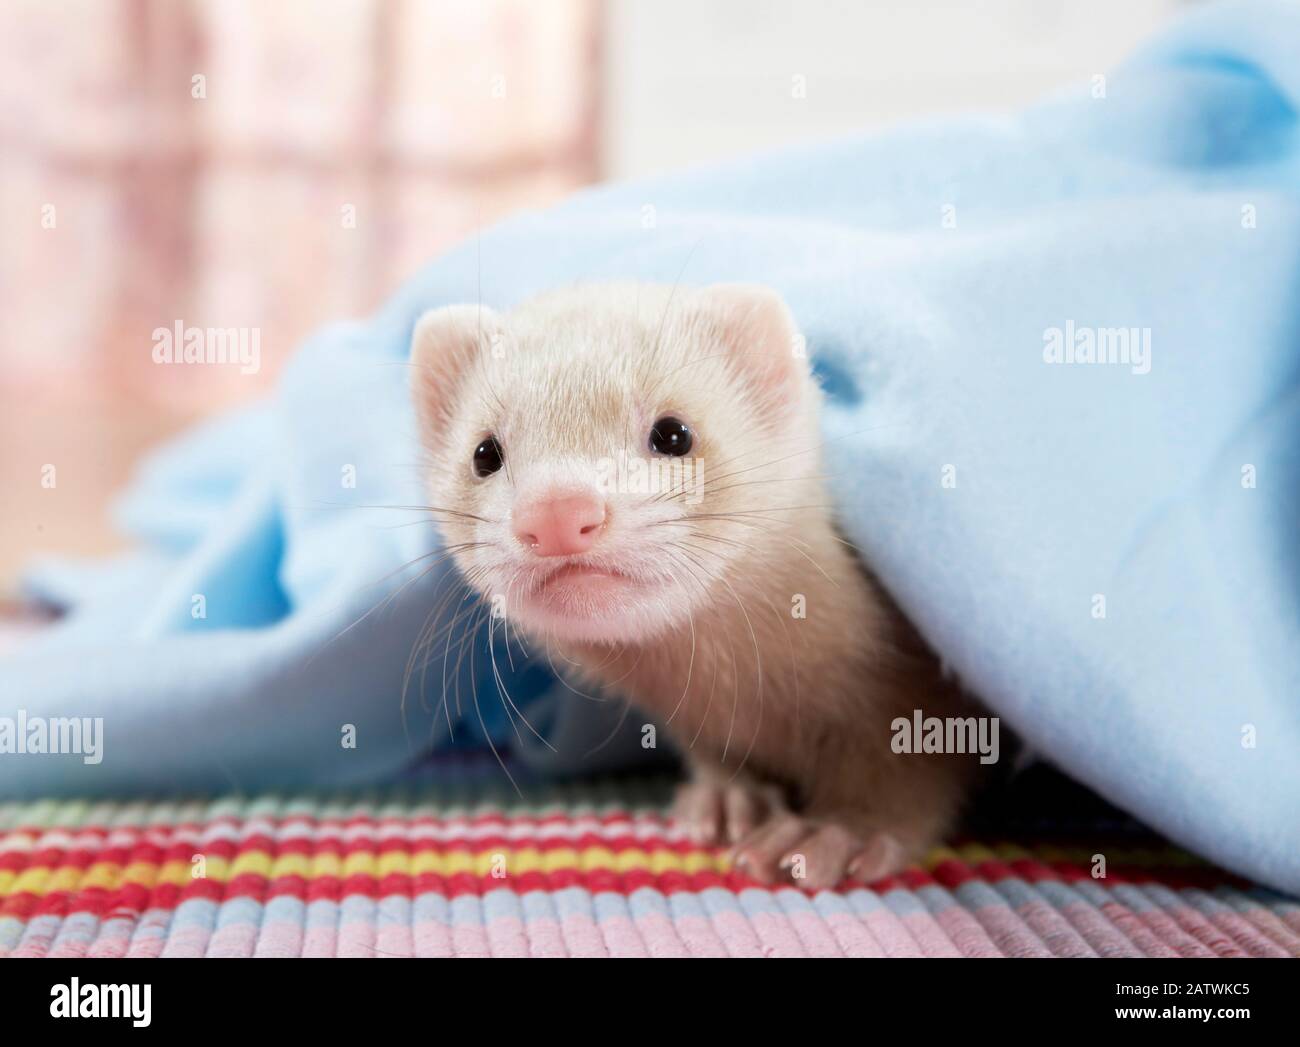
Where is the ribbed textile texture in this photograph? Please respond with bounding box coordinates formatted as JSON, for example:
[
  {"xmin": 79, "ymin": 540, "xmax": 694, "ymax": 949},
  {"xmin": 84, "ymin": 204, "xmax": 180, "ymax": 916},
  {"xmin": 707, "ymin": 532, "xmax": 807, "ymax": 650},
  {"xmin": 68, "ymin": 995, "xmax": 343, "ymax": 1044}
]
[{"xmin": 3, "ymin": 774, "xmax": 1297, "ymax": 958}]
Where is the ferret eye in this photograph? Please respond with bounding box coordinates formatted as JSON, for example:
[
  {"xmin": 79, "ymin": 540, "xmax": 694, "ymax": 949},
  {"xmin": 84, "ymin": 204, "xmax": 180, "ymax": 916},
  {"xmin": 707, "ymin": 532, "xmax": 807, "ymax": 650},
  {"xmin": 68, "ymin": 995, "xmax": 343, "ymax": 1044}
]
[
  {"xmin": 649, "ymin": 416, "xmax": 692, "ymax": 456},
  {"xmin": 472, "ymin": 435, "xmax": 504, "ymax": 477}
]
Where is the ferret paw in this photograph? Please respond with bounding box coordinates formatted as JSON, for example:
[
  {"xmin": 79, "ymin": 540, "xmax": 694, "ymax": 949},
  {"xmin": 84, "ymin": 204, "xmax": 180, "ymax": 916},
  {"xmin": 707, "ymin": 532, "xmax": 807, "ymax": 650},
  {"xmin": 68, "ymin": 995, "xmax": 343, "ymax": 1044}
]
[
  {"xmin": 671, "ymin": 778, "xmax": 786, "ymax": 846},
  {"xmin": 730, "ymin": 814, "xmax": 907, "ymax": 891}
]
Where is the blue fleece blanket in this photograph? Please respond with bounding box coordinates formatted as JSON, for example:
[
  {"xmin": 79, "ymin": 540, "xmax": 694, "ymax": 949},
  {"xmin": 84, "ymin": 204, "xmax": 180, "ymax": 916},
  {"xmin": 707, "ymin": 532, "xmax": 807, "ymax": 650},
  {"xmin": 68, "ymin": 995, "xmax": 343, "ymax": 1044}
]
[{"xmin": 3, "ymin": 0, "xmax": 1298, "ymax": 893}]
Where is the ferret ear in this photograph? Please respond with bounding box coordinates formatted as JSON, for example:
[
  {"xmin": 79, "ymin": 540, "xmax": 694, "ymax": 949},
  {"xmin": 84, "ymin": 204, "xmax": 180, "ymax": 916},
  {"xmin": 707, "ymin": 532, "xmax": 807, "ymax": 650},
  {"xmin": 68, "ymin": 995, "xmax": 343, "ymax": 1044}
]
[
  {"xmin": 409, "ymin": 304, "xmax": 501, "ymax": 442},
  {"xmin": 693, "ymin": 284, "xmax": 808, "ymax": 412}
]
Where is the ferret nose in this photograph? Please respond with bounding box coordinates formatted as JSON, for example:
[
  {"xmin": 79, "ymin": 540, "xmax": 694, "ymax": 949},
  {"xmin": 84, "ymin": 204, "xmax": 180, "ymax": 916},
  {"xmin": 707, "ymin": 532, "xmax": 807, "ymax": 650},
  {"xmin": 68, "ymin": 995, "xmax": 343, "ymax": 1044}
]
[{"xmin": 513, "ymin": 492, "xmax": 607, "ymax": 557}]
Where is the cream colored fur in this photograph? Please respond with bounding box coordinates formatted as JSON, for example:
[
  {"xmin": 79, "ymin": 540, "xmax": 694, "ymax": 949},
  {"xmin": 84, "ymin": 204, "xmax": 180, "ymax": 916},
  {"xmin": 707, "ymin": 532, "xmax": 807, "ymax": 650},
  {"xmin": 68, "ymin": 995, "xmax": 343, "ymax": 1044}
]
[{"xmin": 411, "ymin": 283, "xmax": 983, "ymax": 888}]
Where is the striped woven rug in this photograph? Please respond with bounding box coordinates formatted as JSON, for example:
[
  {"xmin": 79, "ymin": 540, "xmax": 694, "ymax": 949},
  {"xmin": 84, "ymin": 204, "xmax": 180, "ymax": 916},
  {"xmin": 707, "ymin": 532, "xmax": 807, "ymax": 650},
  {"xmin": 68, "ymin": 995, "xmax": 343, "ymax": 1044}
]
[{"xmin": 2, "ymin": 770, "xmax": 1297, "ymax": 958}]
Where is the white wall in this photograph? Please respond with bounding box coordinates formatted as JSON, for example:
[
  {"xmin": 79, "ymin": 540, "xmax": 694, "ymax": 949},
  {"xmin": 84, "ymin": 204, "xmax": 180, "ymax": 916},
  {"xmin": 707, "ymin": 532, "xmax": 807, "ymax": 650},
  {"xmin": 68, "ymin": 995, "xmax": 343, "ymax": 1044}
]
[{"xmin": 601, "ymin": 0, "xmax": 1191, "ymax": 179}]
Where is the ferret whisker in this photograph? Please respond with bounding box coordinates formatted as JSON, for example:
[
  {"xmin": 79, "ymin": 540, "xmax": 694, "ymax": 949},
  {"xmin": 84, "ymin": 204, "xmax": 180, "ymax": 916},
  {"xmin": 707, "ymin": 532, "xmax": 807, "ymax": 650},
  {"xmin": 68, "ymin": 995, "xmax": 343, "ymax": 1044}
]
[
  {"xmin": 643, "ymin": 240, "xmax": 702, "ymax": 380},
  {"xmin": 415, "ymin": 573, "xmax": 475, "ymax": 681},
  {"xmin": 720, "ymin": 625, "xmax": 741, "ymax": 763},
  {"xmin": 313, "ymin": 542, "xmax": 489, "ymax": 668},
  {"xmin": 499, "ymin": 576, "xmax": 520, "ymax": 674},
  {"xmin": 555, "ymin": 622, "xmax": 629, "ymax": 677},
  {"xmin": 369, "ymin": 542, "xmax": 491, "ymax": 594},
  {"xmin": 404, "ymin": 584, "xmax": 466, "ymax": 744},
  {"xmin": 471, "ymin": 624, "xmax": 523, "ymax": 798},
  {"xmin": 473, "ymin": 239, "xmax": 518, "ymax": 486},
  {"xmin": 649, "ymin": 514, "xmax": 788, "ymax": 535},
  {"xmin": 682, "ymin": 530, "xmax": 748, "ymax": 554},
  {"xmin": 513, "ymin": 588, "xmax": 540, "ymax": 664},
  {"xmin": 408, "ymin": 573, "xmax": 486, "ymax": 738},
  {"xmin": 789, "ymin": 545, "xmax": 839, "ymax": 587},
  {"xmin": 400, "ymin": 601, "xmax": 444, "ymax": 751},
  {"xmin": 405, "ymin": 559, "xmax": 488, "ymax": 733},
  {"xmin": 453, "ymin": 560, "xmax": 524, "ymax": 791},
  {"xmin": 450, "ymin": 598, "xmax": 492, "ymax": 725},
  {"xmin": 828, "ymin": 532, "xmax": 867, "ymax": 557},
  {"xmin": 369, "ymin": 518, "xmax": 473, "ymax": 531},
  {"xmin": 659, "ymin": 543, "xmax": 745, "ymax": 762},
  {"xmin": 696, "ymin": 472, "xmax": 837, "ymax": 500},
  {"xmin": 662, "ymin": 513, "xmax": 803, "ymax": 548},
  {"xmin": 641, "ymin": 350, "xmax": 745, "ymax": 407},
  {"xmin": 688, "ymin": 512, "xmax": 838, "ymax": 587},
  {"xmin": 655, "ymin": 471, "xmax": 836, "ymax": 506},
  {"xmin": 358, "ymin": 543, "xmax": 484, "ymax": 623},
  {"xmin": 545, "ymin": 634, "xmax": 586, "ymax": 668},
  {"xmin": 660, "ymin": 565, "xmax": 698, "ymax": 727},
  {"xmin": 487, "ymin": 613, "xmax": 524, "ymax": 747},
  {"xmin": 588, "ymin": 639, "xmax": 629, "ymax": 672},
  {"xmin": 701, "ymin": 559, "xmax": 763, "ymax": 781},
  {"xmin": 689, "ymin": 421, "xmax": 905, "ymax": 495},
  {"xmin": 689, "ymin": 626, "xmax": 722, "ymax": 752},
  {"xmin": 311, "ymin": 501, "xmax": 498, "ymax": 525},
  {"xmin": 657, "ymin": 545, "xmax": 718, "ymax": 742},
  {"xmin": 692, "ymin": 504, "xmax": 834, "ymax": 517},
  {"xmin": 503, "ymin": 576, "xmax": 540, "ymax": 671},
  {"xmin": 423, "ymin": 610, "xmax": 473, "ymax": 731},
  {"xmin": 494, "ymin": 576, "xmax": 554, "ymax": 751},
  {"xmin": 751, "ymin": 581, "xmax": 804, "ymax": 766},
  {"xmin": 435, "ymin": 587, "xmax": 487, "ymax": 708},
  {"xmin": 542, "ymin": 638, "xmax": 611, "ymax": 703},
  {"xmin": 436, "ymin": 592, "xmax": 477, "ymax": 741},
  {"xmin": 580, "ymin": 689, "xmax": 635, "ymax": 759}
]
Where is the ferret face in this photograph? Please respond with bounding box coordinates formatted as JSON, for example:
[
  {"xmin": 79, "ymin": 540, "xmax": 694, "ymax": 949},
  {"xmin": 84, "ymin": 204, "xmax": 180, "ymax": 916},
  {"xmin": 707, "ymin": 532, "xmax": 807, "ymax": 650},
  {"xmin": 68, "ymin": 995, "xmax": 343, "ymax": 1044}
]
[{"xmin": 410, "ymin": 283, "xmax": 820, "ymax": 646}]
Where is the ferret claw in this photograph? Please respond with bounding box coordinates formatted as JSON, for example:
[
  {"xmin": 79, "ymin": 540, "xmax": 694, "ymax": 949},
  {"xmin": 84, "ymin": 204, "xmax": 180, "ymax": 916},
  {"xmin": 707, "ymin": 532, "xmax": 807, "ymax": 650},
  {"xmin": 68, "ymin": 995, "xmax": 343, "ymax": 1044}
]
[
  {"xmin": 671, "ymin": 778, "xmax": 784, "ymax": 846},
  {"xmin": 731, "ymin": 814, "xmax": 907, "ymax": 891}
]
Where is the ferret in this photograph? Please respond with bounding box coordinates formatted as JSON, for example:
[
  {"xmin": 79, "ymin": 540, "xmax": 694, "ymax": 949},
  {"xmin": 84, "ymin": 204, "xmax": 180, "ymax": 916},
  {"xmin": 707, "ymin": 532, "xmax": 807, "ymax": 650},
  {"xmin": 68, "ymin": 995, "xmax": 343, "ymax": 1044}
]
[{"xmin": 409, "ymin": 283, "xmax": 985, "ymax": 889}]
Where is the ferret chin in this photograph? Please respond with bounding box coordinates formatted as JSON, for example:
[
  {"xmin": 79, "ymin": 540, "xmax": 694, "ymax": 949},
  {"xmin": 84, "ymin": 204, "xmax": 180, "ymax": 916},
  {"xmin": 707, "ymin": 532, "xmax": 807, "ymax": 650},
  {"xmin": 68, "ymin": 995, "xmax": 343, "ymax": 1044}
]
[
  {"xmin": 514, "ymin": 560, "xmax": 681, "ymax": 644},
  {"xmin": 410, "ymin": 281, "xmax": 989, "ymax": 891}
]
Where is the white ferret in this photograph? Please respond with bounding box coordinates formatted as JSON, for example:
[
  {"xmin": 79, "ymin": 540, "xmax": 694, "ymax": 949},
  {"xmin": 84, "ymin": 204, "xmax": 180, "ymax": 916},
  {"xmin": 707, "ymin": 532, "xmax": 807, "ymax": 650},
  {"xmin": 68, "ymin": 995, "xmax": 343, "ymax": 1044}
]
[{"xmin": 410, "ymin": 283, "xmax": 984, "ymax": 889}]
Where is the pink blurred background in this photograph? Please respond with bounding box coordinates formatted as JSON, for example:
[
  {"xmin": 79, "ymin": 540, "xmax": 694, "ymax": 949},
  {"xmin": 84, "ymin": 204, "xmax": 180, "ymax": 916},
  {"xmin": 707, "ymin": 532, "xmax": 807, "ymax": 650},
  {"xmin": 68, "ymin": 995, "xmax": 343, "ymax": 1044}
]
[
  {"xmin": 0, "ymin": 0, "xmax": 1178, "ymax": 593},
  {"xmin": 0, "ymin": 0, "xmax": 600, "ymax": 585}
]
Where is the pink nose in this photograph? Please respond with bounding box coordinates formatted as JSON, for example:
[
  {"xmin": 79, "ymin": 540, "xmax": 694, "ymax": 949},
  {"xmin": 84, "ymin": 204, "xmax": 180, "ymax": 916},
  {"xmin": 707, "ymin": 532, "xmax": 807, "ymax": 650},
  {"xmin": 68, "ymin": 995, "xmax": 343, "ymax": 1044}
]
[{"xmin": 513, "ymin": 492, "xmax": 607, "ymax": 557}]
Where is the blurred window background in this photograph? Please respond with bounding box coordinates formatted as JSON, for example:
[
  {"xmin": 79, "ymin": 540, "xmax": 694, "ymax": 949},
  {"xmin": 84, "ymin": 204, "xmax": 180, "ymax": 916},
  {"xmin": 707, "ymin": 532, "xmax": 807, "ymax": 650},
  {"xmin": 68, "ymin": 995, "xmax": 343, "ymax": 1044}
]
[{"xmin": 0, "ymin": 0, "xmax": 1184, "ymax": 589}]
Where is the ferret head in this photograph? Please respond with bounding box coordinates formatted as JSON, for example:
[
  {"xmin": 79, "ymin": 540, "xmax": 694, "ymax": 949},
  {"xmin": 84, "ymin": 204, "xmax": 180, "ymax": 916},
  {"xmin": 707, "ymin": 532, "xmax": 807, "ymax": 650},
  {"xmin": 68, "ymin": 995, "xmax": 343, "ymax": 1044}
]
[{"xmin": 410, "ymin": 282, "xmax": 822, "ymax": 646}]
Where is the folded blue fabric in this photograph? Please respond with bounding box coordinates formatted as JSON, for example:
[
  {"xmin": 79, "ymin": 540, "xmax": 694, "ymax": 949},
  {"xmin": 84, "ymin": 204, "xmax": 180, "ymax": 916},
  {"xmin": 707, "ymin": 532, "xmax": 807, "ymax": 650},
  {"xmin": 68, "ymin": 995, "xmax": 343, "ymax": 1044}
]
[{"xmin": 3, "ymin": 0, "xmax": 1298, "ymax": 893}]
